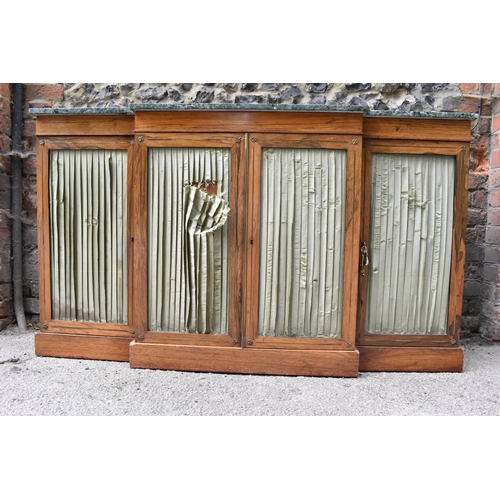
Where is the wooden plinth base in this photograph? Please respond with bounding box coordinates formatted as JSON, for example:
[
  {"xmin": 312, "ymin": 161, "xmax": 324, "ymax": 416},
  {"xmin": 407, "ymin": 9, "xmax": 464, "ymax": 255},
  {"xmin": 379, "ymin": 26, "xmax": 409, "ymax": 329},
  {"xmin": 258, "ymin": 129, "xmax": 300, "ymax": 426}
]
[
  {"xmin": 129, "ymin": 342, "xmax": 359, "ymax": 377},
  {"xmin": 34, "ymin": 334, "xmax": 464, "ymax": 375},
  {"xmin": 358, "ymin": 346, "xmax": 464, "ymax": 372},
  {"xmin": 35, "ymin": 332, "xmax": 131, "ymax": 362}
]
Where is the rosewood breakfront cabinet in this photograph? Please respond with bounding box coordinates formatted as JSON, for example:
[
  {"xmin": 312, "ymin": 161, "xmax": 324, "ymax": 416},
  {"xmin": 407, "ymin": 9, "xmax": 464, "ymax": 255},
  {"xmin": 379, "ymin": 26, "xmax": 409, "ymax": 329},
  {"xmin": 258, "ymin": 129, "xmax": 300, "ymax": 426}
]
[{"xmin": 32, "ymin": 105, "xmax": 473, "ymax": 377}]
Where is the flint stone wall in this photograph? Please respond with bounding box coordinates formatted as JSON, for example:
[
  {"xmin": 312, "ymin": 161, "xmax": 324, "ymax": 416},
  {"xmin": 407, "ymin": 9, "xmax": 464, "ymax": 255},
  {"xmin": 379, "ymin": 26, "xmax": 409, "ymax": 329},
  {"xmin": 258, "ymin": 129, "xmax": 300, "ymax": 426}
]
[{"xmin": 59, "ymin": 83, "xmax": 464, "ymax": 111}]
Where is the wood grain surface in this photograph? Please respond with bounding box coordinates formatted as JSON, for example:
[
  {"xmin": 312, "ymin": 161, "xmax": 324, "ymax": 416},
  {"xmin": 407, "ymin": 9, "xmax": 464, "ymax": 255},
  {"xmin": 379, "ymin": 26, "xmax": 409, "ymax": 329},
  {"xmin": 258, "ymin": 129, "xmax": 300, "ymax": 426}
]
[{"xmin": 130, "ymin": 342, "xmax": 359, "ymax": 377}]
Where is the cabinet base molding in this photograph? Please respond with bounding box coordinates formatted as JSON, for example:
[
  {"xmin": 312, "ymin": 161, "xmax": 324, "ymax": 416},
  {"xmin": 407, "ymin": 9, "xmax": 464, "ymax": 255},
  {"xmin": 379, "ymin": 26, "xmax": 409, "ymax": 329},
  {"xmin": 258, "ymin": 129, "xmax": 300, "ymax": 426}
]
[
  {"xmin": 129, "ymin": 342, "xmax": 359, "ymax": 377},
  {"xmin": 34, "ymin": 335, "xmax": 465, "ymax": 374},
  {"xmin": 358, "ymin": 346, "xmax": 464, "ymax": 372},
  {"xmin": 35, "ymin": 332, "xmax": 132, "ymax": 362}
]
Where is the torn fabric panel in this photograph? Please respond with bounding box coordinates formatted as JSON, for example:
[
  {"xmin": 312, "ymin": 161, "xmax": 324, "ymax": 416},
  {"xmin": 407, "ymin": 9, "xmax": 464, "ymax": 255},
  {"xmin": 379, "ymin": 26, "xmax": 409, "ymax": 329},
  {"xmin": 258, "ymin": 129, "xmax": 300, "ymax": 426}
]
[
  {"xmin": 148, "ymin": 148, "xmax": 230, "ymax": 334},
  {"xmin": 184, "ymin": 185, "xmax": 230, "ymax": 333}
]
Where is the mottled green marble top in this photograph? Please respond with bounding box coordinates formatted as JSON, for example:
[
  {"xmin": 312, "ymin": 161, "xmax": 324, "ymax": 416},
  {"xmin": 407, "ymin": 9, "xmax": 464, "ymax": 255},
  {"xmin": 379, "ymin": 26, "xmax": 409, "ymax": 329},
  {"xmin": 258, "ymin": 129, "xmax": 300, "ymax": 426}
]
[
  {"xmin": 365, "ymin": 109, "xmax": 478, "ymax": 120},
  {"xmin": 29, "ymin": 107, "xmax": 134, "ymax": 115},
  {"xmin": 28, "ymin": 103, "xmax": 478, "ymax": 120},
  {"xmin": 128, "ymin": 103, "xmax": 368, "ymax": 112}
]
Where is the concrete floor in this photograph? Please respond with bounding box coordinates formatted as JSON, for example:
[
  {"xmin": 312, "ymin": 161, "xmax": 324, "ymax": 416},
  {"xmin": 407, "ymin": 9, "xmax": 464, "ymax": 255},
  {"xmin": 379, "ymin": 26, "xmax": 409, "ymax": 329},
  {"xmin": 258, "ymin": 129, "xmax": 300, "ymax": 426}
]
[{"xmin": 1, "ymin": 325, "xmax": 500, "ymax": 416}]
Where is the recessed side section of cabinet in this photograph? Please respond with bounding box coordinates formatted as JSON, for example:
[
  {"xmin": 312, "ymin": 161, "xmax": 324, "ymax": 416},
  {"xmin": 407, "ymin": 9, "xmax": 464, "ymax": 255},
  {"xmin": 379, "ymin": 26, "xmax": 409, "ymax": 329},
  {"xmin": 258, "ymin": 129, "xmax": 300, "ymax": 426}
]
[
  {"xmin": 357, "ymin": 118, "xmax": 470, "ymax": 372},
  {"xmin": 35, "ymin": 117, "xmax": 136, "ymax": 362}
]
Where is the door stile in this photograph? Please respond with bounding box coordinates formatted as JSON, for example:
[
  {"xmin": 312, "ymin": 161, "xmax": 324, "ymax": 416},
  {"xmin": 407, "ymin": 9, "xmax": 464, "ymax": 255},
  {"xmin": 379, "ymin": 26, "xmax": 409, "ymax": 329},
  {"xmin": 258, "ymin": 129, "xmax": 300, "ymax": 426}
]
[
  {"xmin": 37, "ymin": 138, "xmax": 51, "ymax": 331},
  {"xmin": 227, "ymin": 133, "xmax": 246, "ymax": 346},
  {"xmin": 241, "ymin": 132, "xmax": 250, "ymax": 348},
  {"xmin": 447, "ymin": 144, "xmax": 469, "ymax": 343},
  {"xmin": 357, "ymin": 145, "xmax": 373, "ymax": 344},
  {"xmin": 125, "ymin": 140, "xmax": 135, "ymax": 334},
  {"xmin": 341, "ymin": 137, "xmax": 363, "ymax": 350},
  {"xmin": 132, "ymin": 136, "xmax": 148, "ymax": 340},
  {"xmin": 244, "ymin": 134, "xmax": 262, "ymax": 347}
]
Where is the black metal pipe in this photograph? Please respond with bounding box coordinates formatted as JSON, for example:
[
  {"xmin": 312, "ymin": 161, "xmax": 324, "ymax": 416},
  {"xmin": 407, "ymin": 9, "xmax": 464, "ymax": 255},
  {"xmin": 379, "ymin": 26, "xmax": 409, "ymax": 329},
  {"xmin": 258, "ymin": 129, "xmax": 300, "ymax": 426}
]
[{"xmin": 11, "ymin": 83, "xmax": 26, "ymax": 332}]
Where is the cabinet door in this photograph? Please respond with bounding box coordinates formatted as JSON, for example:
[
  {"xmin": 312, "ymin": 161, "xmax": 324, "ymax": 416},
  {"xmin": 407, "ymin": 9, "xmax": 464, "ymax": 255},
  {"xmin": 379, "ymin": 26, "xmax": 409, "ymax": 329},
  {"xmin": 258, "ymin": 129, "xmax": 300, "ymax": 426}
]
[
  {"xmin": 245, "ymin": 134, "xmax": 362, "ymax": 349},
  {"xmin": 358, "ymin": 141, "xmax": 469, "ymax": 346},
  {"xmin": 133, "ymin": 134, "xmax": 244, "ymax": 347},
  {"xmin": 38, "ymin": 137, "xmax": 133, "ymax": 337}
]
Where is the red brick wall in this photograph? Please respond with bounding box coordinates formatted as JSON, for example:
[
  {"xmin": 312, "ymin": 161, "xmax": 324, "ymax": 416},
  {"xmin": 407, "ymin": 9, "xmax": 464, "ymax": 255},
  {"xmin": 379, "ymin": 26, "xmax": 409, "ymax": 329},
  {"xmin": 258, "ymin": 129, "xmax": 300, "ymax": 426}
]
[
  {"xmin": 481, "ymin": 84, "xmax": 500, "ymax": 339},
  {"xmin": 458, "ymin": 84, "xmax": 492, "ymax": 335},
  {"xmin": 22, "ymin": 84, "xmax": 64, "ymax": 325},
  {"xmin": 0, "ymin": 83, "xmax": 12, "ymax": 330}
]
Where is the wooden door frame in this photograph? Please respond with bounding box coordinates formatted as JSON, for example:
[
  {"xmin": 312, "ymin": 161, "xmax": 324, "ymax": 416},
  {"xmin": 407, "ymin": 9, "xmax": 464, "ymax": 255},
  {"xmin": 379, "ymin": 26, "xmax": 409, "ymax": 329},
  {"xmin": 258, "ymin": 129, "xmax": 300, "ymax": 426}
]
[
  {"xmin": 37, "ymin": 135, "xmax": 135, "ymax": 337},
  {"xmin": 131, "ymin": 133, "xmax": 245, "ymax": 348},
  {"xmin": 357, "ymin": 139, "xmax": 470, "ymax": 348},
  {"xmin": 244, "ymin": 133, "xmax": 362, "ymax": 350}
]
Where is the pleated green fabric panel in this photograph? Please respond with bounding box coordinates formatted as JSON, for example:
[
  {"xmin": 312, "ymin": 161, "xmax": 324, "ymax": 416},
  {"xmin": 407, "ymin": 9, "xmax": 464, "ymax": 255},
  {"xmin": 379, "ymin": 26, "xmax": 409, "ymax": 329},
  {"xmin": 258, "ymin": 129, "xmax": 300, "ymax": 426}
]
[
  {"xmin": 148, "ymin": 148, "xmax": 230, "ymax": 334},
  {"xmin": 49, "ymin": 150, "xmax": 128, "ymax": 323},
  {"xmin": 366, "ymin": 153, "xmax": 455, "ymax": 335},
  {"xmin": 258, "ymin": 148, "xmax": 347, "ymax": 338}
]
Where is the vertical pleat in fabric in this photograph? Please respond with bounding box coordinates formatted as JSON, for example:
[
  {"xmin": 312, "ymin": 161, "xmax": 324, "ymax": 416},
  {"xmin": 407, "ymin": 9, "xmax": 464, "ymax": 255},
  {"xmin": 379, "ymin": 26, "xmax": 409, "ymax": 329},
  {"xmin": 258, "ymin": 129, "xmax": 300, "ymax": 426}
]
[
  {"xmin": 366, "ymin": 154, "xmax": 454, "ymax": 335},
  {"xmin": 258, "ymin": 148, "xmax": 347, "ymax": 338},
  {"xmin": 49, "ymin": 150, "xmax": 128, "ymax": 323},
  {"xmin": 147, "ymin": 148, "xmax": 230, "ymax": 334}
]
